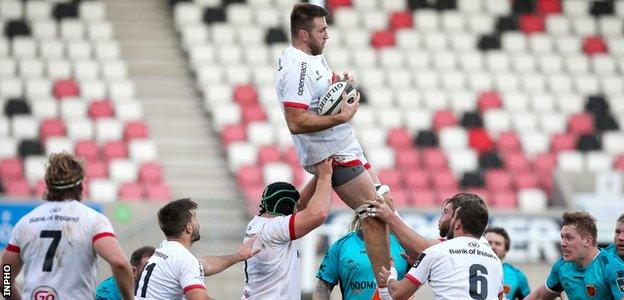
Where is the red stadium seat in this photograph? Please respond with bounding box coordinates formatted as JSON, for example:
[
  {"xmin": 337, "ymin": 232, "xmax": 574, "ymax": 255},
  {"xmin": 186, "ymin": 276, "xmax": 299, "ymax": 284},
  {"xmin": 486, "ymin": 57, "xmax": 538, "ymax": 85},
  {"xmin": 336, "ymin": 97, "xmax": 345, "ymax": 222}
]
[
  {"xmin": 146, "ymin": 183, "xmax": 172, "ymax": 202},
  {"xmin": 237, "ymin": 165, "xmax": 262, "ymax": 187},
  {"xmin": 583, "ymin": 36, "xmax": 608, "ymax": 55},
  {"xmin": 533, "ymin": 152, "xmax": 557, "ymax": 174},
  {"xmin": 497, "ymin": 131, "xmax": 521, "ymax": 153},
  {"xmin": 75, "ymin": 140, "xmax": 99, "ymax": 161},
  {"xmin": 139, "ymin": 162, "xmax": 164, "ymax": 185},
  {"xmin": 433, "ymin": 109, "xmax": 457, "ymax": 131},
  {"xmin": 387, "ymin": 128, "xmax": 412, "ymax": 150},
  {"xmin": 40, "ymin": 118, "xmax": 66, "ymax": 141},
  {"xmin": 119, "ymin": 182, "xmax": 144, "ymax": 201},
  {"xmin": 53, "ymin": 79, "xmax": 80, "ymax": 99},
  {"xmin": 102, "ymin": 140, "xmax": 128, "ymax": 160},
  {"xmin": 88, "ymin": 100, "xmax": 115, "ymax": 119},
  {"xmin": 221, "ymin": 124, "xmax": 247, "ymax": 148},
  {"xmin": 567, "ymin": 113, "xmax": 594, "ymax": 135},
  {"xmin": 258, "ymin": 145, "xmax": 282, "ymax": 165},
  {"xmin": 538, "ymin": 171, "xmax": 554, "ymax": 196},
  {"xmin": 468, "ymin": 128, "xmax": 494, "ymax": 154},
  {"xmin": 124, "ymin": 121, "xmax": 149, "ymax": 140},
  {"xmin": 503, "ymin": 152, "xmax": 530, "ymax": 173},
  {"xmin": 378, "ymin": 169, "xmax": 401, "ymax": 189},
  {"xmin": 371, "ymin": 30, "xmax": 395, "ymax": 49},
  {"xmin": 4, "ymin": 178, "xmax": 30, "ymax": 197},
  {"xmin": 327, "ymin": 0, "xmax": 350, "ymax": 11},
  {"xmin": 515, "ymin": 171, "xmax": 539, "ymax": 190},
  {"xmin": 477, "ymin": 91, "xmax": 502, "ymax": 112},
  {"xmin": 241, "ymin": 104, "xmax": 267, "ymax": 123},
  {"xmin": 615, "ymin": 155, "xmax": 624, "ymax": 171},
  {"xmin": 485, "ymin": 169, "xmax": 513, "ymax": 192},
  {"xmin": 519, "ymin": 14, "xmax": 545, "ymax": 34},
  {"xmin": 243, "ymin": 184, "xmax": 264, "ymax": 214},
  {"xmin": 388, "ymin": 188, "xmax": 409, "ymax": 207},
  {"xmin": 432, "ymin": 170, "xmax": 458, "ymax": 190},
  {"xmin": 403, "ymin": 169, "xmax": 429, "ymax": 189},
  {"xmin": 284, "ymin": 146, "xmax": 299, "ymax": 166},
  {"xmin": 233, "ymin": 84, "xmax": 258, "ymax": 105},
  {"xmin": 86, "ymin": 160, "xmax": 108, "ymax": 179},
  {"xmin": 491, "ymin": 191, "xmax": 517, "ymax": 209},
  {"xmin": 550, "ymin": 133, "xmax": 577, "ymax": 153},
  {"xmin": 423, "ymin": 148, "xmax": 448, "ymax": 170},
  {"xmin": 410, "ymin": 189, "xmax": 436, "ymax": 207},
  {"xmin": 32, "ymin": 179, "xmax": 47, "ymax": 198},
  {"xmin": 537, "ymin": 0, "xmax": 561, "ymax": 14},
  {"xmin": 389, "ymin": 11, "xmax": 412, "ymax": 30},
  {"xmin": 0, "ymin": 158, "xmax": 23, "ymax": 180},
  {"xmin": 395, "ymin": 148, "xmax": 421, "ymax": 170},
  {"xmin": 436, "ymin": 188, "xmax": 459, "ymax": 205}
]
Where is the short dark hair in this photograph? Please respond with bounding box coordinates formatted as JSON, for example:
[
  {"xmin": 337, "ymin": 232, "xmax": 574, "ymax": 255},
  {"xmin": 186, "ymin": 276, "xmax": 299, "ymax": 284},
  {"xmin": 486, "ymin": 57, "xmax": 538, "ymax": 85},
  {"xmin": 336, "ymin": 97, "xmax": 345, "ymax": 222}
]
[
  {"xmin": 157, "ymin": 198, "xmax": 198, "ymax": 238},
  {"xmin": 444, "ymin": 193, "xmax": 487, "ymax": 212},
  {"xmin": 130, "ymin": 246, "xmax": 155, "ymax": 268},
  {"xmin": 44, "ymin": 152, "xmax": 85, "ymax": 201},
  {"xmin": 454, "ymin": 197, "xmax": 489, "ymax": 237},
  {"xmin": 562, "ymin": 211, "xmax": 597, "ymax": 245},
  {"xmin": 290, "ymin": 3, "xmax": 328, "ymax": 38},
  {"xmin": 484, "ymin": 227, "xmax": 510, "ymax": 251}
]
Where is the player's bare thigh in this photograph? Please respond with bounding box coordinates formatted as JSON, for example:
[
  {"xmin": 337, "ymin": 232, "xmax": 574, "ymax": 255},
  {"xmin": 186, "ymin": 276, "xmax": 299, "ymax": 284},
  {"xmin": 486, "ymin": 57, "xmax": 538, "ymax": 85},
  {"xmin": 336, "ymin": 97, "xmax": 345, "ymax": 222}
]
[{"xmin": 333, "ymin": 169, "xmax": 377, "ymax": 209}]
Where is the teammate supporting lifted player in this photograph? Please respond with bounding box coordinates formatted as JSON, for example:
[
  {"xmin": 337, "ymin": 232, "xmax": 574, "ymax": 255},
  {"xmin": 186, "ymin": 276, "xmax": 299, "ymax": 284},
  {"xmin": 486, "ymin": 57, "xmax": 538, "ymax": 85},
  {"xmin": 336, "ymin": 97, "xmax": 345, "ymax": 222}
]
[{"xmin": 276, "ymin": 4, "xmax": 390, "ymax": 296}]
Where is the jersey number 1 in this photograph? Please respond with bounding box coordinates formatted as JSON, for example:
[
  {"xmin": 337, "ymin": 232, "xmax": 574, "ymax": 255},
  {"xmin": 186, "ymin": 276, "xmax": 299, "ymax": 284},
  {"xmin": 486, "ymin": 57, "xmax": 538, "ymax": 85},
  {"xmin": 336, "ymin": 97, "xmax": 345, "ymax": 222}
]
[
  {"xmin": 40, "ymin": 230, "xmax": 61, "ymax": 272},
  {"xmin": 137, "ymin": 263, "xmax": 156, "ymax": 297},
  {"xmin": 469, "ymin": 264, "xmax": 488, "ymax": 300}
]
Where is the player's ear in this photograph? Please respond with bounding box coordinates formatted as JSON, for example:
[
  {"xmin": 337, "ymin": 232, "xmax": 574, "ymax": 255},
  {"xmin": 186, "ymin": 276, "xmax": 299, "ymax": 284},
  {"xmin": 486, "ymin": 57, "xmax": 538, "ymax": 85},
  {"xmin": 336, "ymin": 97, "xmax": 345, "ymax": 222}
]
[{"xmin": 299, "ymin": 29, "xmax": 309, "ymax": 42}]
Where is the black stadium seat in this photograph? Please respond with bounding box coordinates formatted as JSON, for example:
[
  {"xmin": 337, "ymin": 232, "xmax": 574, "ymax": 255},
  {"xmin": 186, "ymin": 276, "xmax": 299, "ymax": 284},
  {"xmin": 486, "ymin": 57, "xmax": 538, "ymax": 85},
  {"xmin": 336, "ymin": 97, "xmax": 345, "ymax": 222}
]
[
  {"xmin": 53, "ymin": 2, "xmax": 79, "ymax": 20},
  {"xmin": 479, "ymin": 151, "xmax": 503, "ymax": 169},
  {"xmin": 460, "ymin": 171, "xmax": 484, "ymax": 188},
  {"xmin": 4, "ymin": 20, "xmax": 31, "ymax": 39},
  {"xmin": 265, "ymin": 28, "xmax": 288, "ymax": 45},
  {"xmin": 478, "ymin": 34, "xmax": 501, "ymax": 51},
  {"xmin": 18, "ymin": 139, "xmax": 44, "ymax": 158},
  {"xmin": 577, "ymin": 134, "xmax": 601, "ymax": 152},
  {"xmin": 4, "ymin": 98, "xmax": 31, "ymax": 117},
  {"xmin": 460, "ymin": 112, "xmax": 483, "ymax": 129},
  {"xmin": 203, "ymin": 7, "xmax": 226, "ymax": 24},
  {"xmin": 414, "ymin": 130, "xmax": 438, "ymax": 148}
]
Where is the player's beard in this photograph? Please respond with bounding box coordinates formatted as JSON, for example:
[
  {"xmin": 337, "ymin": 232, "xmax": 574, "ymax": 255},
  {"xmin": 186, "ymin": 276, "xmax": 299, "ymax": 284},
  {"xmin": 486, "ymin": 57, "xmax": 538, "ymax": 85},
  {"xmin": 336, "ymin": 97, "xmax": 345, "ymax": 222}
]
[
  {"xmin": 439, "ymin": 222, "xmax": 449, "ymax": 238},
  {"xmin": 445, "ymin": 221, "xmax": 455, "ymax": 239},
  {"xmin": 309, "ymin": 38, "xmax": 324, "ymax": 55},
  {"xmin": 191, "ymin": 225, "xmax": 201, "ymax": 243}
]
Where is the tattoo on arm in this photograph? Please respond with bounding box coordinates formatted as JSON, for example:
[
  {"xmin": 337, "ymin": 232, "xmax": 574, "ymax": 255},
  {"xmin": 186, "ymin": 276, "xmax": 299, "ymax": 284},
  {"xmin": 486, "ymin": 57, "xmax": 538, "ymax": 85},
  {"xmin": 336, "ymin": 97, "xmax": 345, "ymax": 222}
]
[{"xmin": 312, "ymin": 280, "xmax": 333, "ymax": 300}]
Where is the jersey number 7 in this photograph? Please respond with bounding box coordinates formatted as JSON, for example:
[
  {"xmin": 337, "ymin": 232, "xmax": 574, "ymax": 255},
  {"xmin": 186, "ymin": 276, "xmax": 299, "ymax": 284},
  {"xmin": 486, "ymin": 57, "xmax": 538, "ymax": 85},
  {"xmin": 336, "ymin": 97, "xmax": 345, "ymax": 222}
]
[{"xmin": 40, "ymin": 230, "xmax": 61, "ymax": 272}]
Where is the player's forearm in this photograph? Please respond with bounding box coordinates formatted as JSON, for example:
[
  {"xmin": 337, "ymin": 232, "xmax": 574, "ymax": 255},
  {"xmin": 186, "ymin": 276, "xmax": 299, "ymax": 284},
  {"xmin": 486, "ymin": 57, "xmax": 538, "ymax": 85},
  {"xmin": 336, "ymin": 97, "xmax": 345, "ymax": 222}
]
[
  {"xmin": 287, "ymin": 111, "xmax": 346, "ymax": 134},
  {"xmin": 5, "ymin": 281, "xmax": 20, "ymax": 300},
  {"xmin": 306, "ymin": 174, "xmax": 332, "ymax": 219},
  {"xmin": 111, "ymin": 263, "xmax": 134, "ymax": 300},
  {"xmin": 200, "ymin": 254, "xmax": 242, "ymax": 276},
  {"xmin": 387, "ymin": 214, "xmax": 437, "ymax": 257},
  {"xmin": 312, "ymin": 280, "xmax": 333, "ymax": 300},
  {"xmin": 298, "ymin": 176, "xmax": 318, "ymax": 211}
]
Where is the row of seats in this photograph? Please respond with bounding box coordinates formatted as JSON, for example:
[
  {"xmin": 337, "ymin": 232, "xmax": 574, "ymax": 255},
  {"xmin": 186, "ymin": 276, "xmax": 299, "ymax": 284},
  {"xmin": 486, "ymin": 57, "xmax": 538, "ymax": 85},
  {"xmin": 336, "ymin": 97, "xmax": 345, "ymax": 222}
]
[
  {"xmin": 173, "ymin": 0, "xmax": 624, "ymax": 212},
  {"xmin": 0, "ymin": 1, "xmax": 170, "ymax": 202}
]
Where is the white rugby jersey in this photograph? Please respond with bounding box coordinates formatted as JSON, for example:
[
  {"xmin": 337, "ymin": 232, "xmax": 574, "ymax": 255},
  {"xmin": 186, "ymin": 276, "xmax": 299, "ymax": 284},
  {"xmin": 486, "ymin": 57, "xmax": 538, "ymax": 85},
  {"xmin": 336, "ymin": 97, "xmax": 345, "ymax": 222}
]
[
  {"xmin": 6, "ymin": 200, "xmax": 115, "ymax": 299},
  {"xmin": 405, "ymin": 236, "xmax": 504, "ymax": 300},
  {"xmin": 135, "ymin": 240, "xmax": 206, "ymax": 300},
  {"xmin": 275, "ymin": 45, "xmax": 356, "ymax": 166},
  {"xmin": 242, "ymin": 214, "xmax": 301, "ymax": 300}
]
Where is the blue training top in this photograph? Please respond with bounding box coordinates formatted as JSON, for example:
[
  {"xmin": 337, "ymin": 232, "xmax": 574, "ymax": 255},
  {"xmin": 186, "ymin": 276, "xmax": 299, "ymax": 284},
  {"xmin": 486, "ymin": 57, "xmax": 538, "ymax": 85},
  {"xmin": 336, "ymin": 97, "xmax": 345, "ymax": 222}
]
[
  {"xmin": 95, "ymin": 276, "xmax": 122, "ymax": 300},
  {"xmin": 316, "ymin": 232, "xmax": 409, "ymax": 300},
  {"xmin": 546, "ymin": 249, "xmax": 624, "ymax": 300},
  {"xmin": 502, "ymin": 262, "xmax": 530, "ymax": 299}
]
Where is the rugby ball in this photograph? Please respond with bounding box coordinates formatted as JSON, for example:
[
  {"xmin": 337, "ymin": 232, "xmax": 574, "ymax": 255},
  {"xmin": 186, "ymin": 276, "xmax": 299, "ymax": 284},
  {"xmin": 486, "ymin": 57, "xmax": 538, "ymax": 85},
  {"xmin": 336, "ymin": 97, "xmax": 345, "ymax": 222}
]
[{"xmin": 318, "ymin": 80, "xmax": 357, "ymax": 116}]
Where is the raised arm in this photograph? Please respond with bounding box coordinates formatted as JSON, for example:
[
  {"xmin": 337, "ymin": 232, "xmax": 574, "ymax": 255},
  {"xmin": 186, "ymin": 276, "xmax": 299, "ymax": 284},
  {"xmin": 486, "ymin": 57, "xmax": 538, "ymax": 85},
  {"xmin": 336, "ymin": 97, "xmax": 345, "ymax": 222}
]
[
  {"xmin": 366, "ymin": 199, "xmax": 439, "ymax": 257},
  {"xmin": 284, "ymin": 91, "xmax": 359, "ymax": 134},
  {"xmin": 199, "ymin": 236, "xmax": 260, "ymax": 276},
  {"xmin": 292, "ymin": 159, "xmax": 334, "ymax": 239},
  {"xmin": 525, "ymin": 284, "xmax": 560, "ymax": 300}
]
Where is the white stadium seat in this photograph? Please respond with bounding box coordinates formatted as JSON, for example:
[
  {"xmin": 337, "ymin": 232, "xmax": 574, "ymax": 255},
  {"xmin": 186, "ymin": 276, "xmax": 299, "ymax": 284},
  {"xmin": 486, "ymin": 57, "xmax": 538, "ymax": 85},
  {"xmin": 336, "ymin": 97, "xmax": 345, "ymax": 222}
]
[{"xmin": 90, "ymin": 179, "xmax": 118, "ymax": 203}]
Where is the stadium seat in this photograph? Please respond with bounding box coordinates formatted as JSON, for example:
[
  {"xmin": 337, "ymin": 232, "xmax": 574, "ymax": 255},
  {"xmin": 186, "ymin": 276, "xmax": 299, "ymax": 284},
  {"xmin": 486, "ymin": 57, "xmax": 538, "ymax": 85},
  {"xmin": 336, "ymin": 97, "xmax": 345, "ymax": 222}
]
[
  {"xmin": 109, "ymin": 159, "xmax": 138, "ymax": 183},
  {"xmin": 139, "ymin": 162, "xmax": 164, "ymax": 185},
  {"xmin": 102, "ymin": 140, "xmax": 128, "ymax": 160},
  {"xmin": 485, "ymin": 169, "xmax": 513, "ymax": 193},
  {"xmin": 45, "ymin": 137, "xmax": 74, "ymax": 155},
  {"xmin": 53, "ymin": 79, "xmax": 80, "ymax": 99},
  {"xmin": 86, "ymin": 160, "xmax": 108, "ymax": 179},
  {"xmin": 557, "ymin": 151, "xmax": 584, "ymax": 172},
  {"xmin": 24, "ymin": 156, "xmax": 46, "ymax": 185},
  {"xmin": 124, "ymin": 121, "xmax": 148, "ymax": 140},
  {"xmin": 4, "ymin": 178, "xmax": 30, "ymax": 197},
  {"xmin": 129, "ymin": 139, "xmax": 158, "ymax": 163},
  {"xmin": 0, "ymin": 157, "xmax": 23, "ymax": 180},
  {"xmin": 119, "ymin": 182, "xmax": 144, "ymax": 201},
  {"xmin": 491, "ymin": 191, "xmax": 517, "ymax": 209},
  {"xmin": 518, "ymin": 188, "xmax": 548, "ymax": 212},
  {"xmin": 89, "ymin": 179, "xmax": 118, "ymax": 203},
  {"xmin": 410, "ymin": 189, "xmax": 436, "ymax": 207}
]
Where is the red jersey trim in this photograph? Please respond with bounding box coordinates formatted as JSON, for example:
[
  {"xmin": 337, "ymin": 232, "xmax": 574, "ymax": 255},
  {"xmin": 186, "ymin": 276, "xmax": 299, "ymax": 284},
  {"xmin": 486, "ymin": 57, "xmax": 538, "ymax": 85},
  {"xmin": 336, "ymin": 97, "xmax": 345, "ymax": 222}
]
[
  {"xmin": 283, "ymin": 102, "xmax": 309, "ymax": 110},
  {"xmin": 363, "ymin": 162, "xmax": 371, "ymax": 169},
  {"xmin": 92, "ymin": 232, "xmax": 115, "ymax": 243},
  {"xmin": 335, "ymin": 159, "xmax": 362, "ymax": 167},
  {"xmin": 6, "ymin": 243, "xmax": 20, "ymax": 253},
  {"xmin": 405, "ymin": 274, "xmax": 422, "ymax": 288},
  {"xmin": 183, "ymin": 284, "xmax": 206, "ymax": 293},
  {"xmin": 289, "ymin": 213, "xmax": 297, "ymax": 240}
]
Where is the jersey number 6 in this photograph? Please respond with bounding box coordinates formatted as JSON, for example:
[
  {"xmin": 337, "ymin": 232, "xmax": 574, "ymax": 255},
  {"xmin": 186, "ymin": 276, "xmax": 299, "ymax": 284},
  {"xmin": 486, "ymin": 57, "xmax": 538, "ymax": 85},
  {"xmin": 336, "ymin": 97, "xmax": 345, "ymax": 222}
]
[{"xmin": 469, "ymin": 264, "xmax": 488, "ymax": 300}]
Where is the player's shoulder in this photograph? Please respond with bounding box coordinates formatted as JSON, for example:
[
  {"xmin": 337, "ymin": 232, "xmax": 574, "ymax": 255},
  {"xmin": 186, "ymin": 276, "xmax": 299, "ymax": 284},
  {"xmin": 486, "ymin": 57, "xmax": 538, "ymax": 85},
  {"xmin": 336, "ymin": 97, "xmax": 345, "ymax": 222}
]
[
  {"xmin": 598, "ymin": 248, "xmax": 624, "ymax": 269},
  {"xmin": 550, "ymin": 256, "xmax": 567, "ymax": 272}
]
